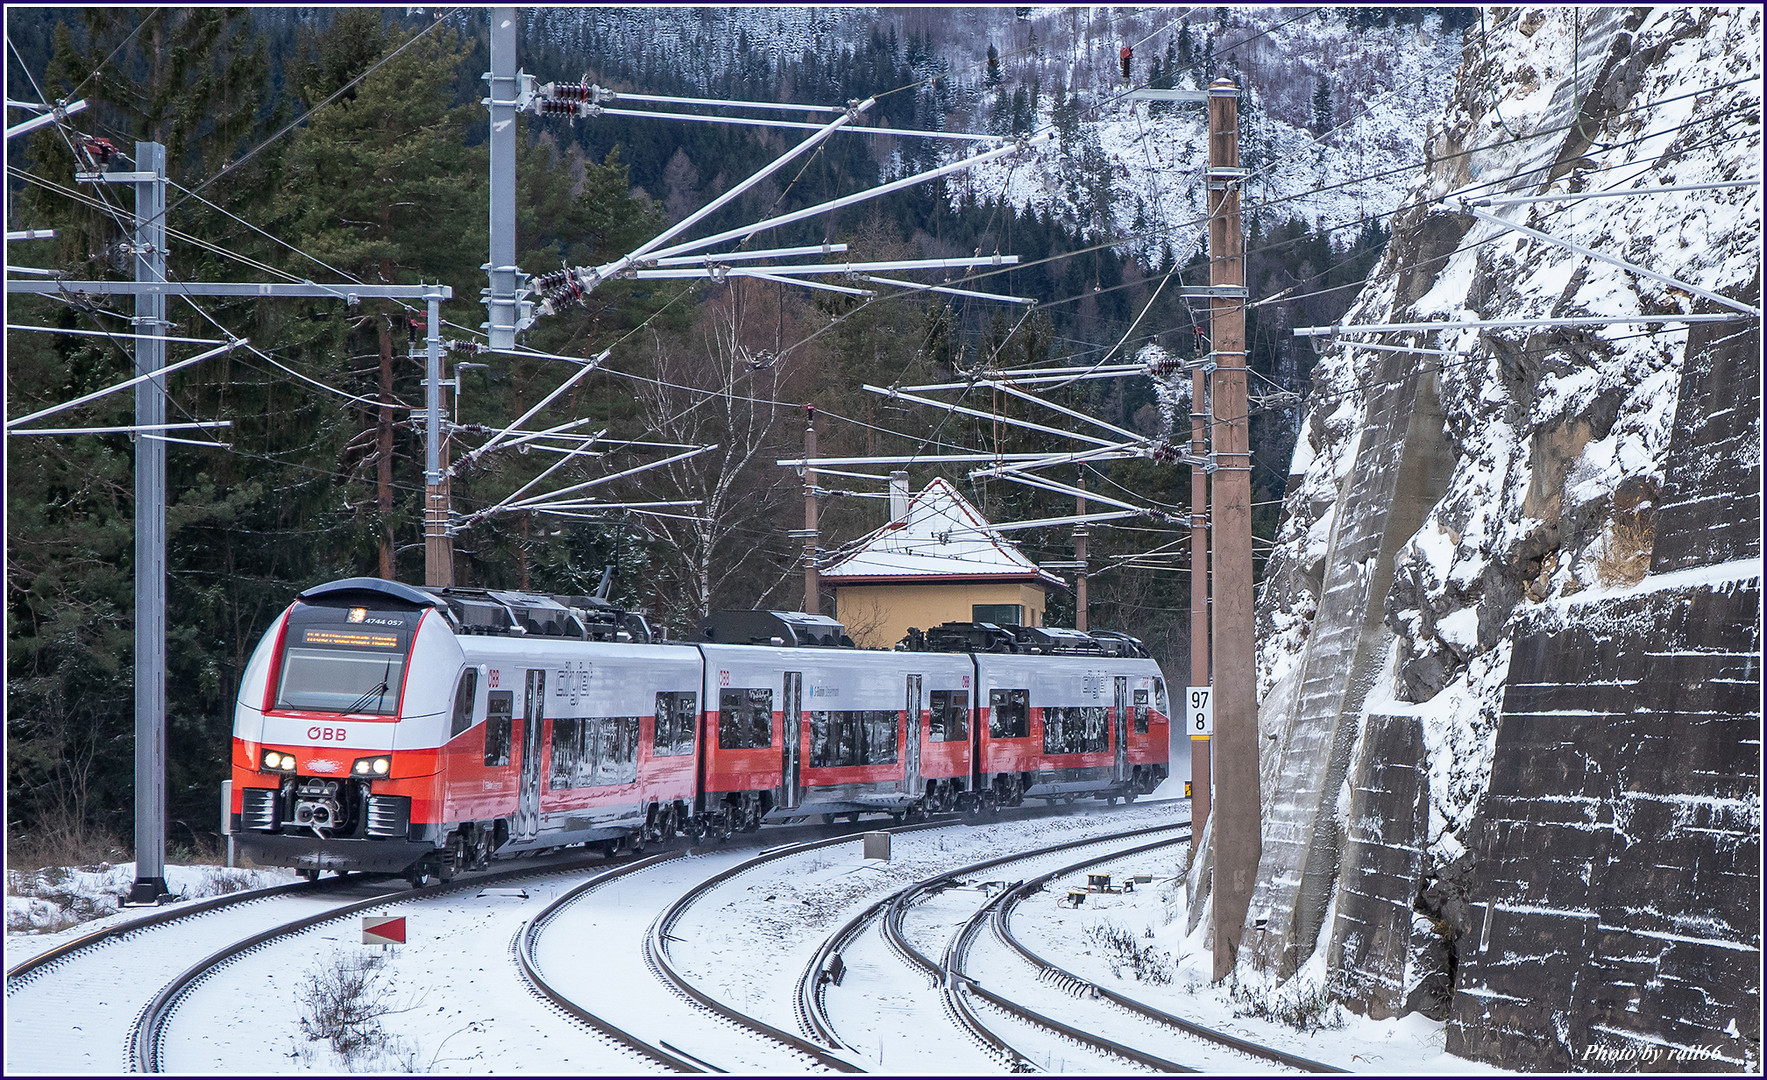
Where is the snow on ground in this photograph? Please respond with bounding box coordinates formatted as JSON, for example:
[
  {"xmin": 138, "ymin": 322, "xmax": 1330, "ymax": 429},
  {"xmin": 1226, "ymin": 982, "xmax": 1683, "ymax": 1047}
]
[
  {"xmin": 7, "ymin": 793, "xmax": 1492, "ymax": 1074},
  {"xmin": 1013, "ymin": 859, "xmax": 1511, "ymax": 1074},
  {"xmin": 5, "ymin": 860, "xmax": 297, "ymax": 943}
]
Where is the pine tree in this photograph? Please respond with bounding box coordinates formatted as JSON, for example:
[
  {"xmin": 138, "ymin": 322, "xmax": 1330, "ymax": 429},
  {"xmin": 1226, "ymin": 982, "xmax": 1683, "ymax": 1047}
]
[
  {"xmin": 279, "ymin": 12, "xmax": 486, "ymax": 581},
  {"xmin": 8, "ymin": 7, "xmax": 292, "ymax": 855},
  {"xmin": 1313, "ymin": 74, "xmax": 1334, "ymax": 135}
]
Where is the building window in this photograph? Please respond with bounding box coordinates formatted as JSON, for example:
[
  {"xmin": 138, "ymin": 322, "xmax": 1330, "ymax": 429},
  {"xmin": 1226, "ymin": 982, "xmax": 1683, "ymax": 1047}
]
[{"xmin": 973, "ymin": 603, "xmax": 1022, "ymax": 625}]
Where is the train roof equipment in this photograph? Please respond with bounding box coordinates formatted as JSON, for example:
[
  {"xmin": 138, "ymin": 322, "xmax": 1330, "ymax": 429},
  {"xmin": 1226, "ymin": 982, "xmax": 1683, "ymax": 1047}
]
[
  {"xmin": 701, "ymin": 609, "xmax": 853, "ymax": 647},
  {"xmin": 900, "ymin": 620, "xmax": 1152, "ymax": 657},
  {"xmin": 298, "ymin": 576, "xmax": 441, "ymax": 609}
]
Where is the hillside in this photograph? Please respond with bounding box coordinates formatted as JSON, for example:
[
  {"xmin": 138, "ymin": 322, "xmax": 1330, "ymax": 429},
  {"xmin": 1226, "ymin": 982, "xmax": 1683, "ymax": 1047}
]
[{"xmin": 1241, "ymin": 5, "xmax": 1761, "ymax": 1069}]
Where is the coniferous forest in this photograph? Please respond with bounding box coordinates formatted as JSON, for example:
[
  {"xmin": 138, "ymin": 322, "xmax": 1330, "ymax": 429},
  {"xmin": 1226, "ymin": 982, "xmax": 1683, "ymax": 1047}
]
[{"xmin": 5, "ymin": 7, "xmax": 1410, "ymax": 864}]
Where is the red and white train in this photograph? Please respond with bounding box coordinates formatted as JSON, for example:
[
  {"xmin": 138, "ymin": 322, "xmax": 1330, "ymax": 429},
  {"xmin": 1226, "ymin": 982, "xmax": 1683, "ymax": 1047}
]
[{"xmin": 226, "ymin": 577, "xmax": 1171, "ymax": 885}]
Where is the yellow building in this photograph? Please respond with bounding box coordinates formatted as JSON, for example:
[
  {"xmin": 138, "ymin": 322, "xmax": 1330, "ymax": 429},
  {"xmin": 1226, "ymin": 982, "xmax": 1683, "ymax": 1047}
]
[{"xmin": 823, "ymin": 478, "xmax": 1066, "ymax": 649}]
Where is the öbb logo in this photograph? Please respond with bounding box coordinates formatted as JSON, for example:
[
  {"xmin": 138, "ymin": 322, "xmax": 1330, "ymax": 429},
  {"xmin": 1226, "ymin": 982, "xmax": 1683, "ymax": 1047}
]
[{"xmin": 307, "ymin": 726, "xmax": 349, "ymax": 742}]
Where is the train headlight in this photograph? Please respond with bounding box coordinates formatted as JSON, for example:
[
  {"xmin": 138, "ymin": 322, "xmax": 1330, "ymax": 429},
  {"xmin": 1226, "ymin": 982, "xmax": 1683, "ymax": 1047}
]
[
  {"xmin": 353, "ymin": 755, "xmax": 391, "ymax": 777},
  {"xmin": 262, "ymin": 751, "xmax": 296, "ymax": 772}
]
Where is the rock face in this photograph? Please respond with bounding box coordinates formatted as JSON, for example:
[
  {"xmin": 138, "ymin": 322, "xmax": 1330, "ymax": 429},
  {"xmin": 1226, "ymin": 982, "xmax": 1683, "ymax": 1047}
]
[{"xmin": 1245, "ymin": 6, "xmax": 1761, "ymax": 1070}]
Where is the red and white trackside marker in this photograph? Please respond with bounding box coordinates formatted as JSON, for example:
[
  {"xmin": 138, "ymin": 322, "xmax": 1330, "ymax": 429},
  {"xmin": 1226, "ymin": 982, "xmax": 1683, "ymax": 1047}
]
[{"xmin": 362, "ymin": 916, "xmax": 406, "ymax": 945}]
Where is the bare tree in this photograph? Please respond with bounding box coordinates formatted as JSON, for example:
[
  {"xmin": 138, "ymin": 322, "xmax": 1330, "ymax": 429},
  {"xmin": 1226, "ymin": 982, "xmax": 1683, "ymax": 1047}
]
[{"xmin": 629, "ymin": 280, "xmax": 804, "ymax": 634}]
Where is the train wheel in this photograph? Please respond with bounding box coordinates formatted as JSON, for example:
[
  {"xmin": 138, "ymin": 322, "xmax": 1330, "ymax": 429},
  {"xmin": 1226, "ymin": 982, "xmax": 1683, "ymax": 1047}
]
[
  {"xmin": 406, "ymin": 861, "xmax": 435, "ymax": 889},
  {"xmin": 299, "ymin": 868, "xmax": 320, "ymax": 883},
  {"xmin": 628, "ymin": 829, "xmax": 647, "ymax": 855}
]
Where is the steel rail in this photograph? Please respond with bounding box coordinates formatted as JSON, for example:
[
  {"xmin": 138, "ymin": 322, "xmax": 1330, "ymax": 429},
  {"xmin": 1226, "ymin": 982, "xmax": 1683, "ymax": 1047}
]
[
  {"xmin": 643, "ymin": 820, "xmax": 955, "ymax": 1073},
  {"xmin": 943, "ymin": 833, "xmax": 1196, "ymax": 1072},
  {"xmin": 985, "ymin": 842, "xmax": 1349, "ymax": 1073},
  {"xmin": 129, "ymin": 851, "xmax": 682, "ymax": 1073},
  {"xmin": 516, "ymin": 853, "xmax": 707, "ymax": 1072},
  {"xmin": 873, "ymin": 822, "xmax": 1192, "ymax": 1070},
  {"xmin": 6, "ymin": 875, "xmax": 354, "ymax": 985}
]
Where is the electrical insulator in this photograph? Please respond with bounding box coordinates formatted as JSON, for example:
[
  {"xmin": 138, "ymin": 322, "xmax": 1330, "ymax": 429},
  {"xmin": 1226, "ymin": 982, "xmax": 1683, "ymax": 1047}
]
[
  {"xmin": 1120, "ymin": 46, "xmax": 1133, "ymax": 81},
  {"xmin": 535, "ymin": 268, "xmax": 572, "ymax": 292},
  {"xmin": 1150, "ymin": 442, "xmax": 1185, "ymax": 464},
  {"xmin": 536, "ymin": 98, "xmax": 581, "ymax": 118}
]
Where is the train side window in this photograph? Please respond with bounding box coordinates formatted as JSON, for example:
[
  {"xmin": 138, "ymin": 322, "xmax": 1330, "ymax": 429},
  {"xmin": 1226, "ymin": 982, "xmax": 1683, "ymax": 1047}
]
[
  {"xmin": 865, "ymin": 709, "xmax": 898, "ymax": 765},
  {"xmin": 1153, "ymin": 679, "xmax": 1169, "ymax": 718},
  {"xmin": 1134, "ymin": 689, "xmax": 1150, "ymax": 734},
  {"xmin": 810, "ymin": 709, "xmax": 898, "ymax": 766},
  {"xmin": 719, "ymin": 688, "xmax": 773, "ymax": 750},
  {"xmin": 550, "ymin": 717, "xmax": 588, "ymax": 788},
  {"xmin": 654, "ymin": 691, "xmax": 696, "ymax": 756},
  {"xmin": 449, "ymin": 669, "xmax": 479, "ymax": 739},
  {"xmin": 928, "ymin": 690, "xmax": 968, "ymax": 742},
  {"xmin": 1042, "ymin": 704, "xmax": 1107, "ymax": 754},
  {"xmin": 484, "ymin": 691, "xmax": 513, "ymax": 766},
  {"xmin": 603, "ymin": 716, "xmax": 639, "ymax": 785},
  {"xmin": 989, "ymin": 688, "xmax": 1029, "ymax": 739}
]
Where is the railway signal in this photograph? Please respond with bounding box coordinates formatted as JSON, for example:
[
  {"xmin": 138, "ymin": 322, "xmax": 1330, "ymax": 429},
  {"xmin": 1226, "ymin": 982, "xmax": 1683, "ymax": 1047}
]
[{"xmin": 363, "ymin": 915, "xmax": 407, "ymax": 946}]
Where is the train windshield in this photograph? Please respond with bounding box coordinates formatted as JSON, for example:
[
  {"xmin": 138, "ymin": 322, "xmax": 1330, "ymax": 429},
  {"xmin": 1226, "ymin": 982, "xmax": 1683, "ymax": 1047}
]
[{"xmin": 273, "ymin": 603, "xmax": 418, "ymax": 715}]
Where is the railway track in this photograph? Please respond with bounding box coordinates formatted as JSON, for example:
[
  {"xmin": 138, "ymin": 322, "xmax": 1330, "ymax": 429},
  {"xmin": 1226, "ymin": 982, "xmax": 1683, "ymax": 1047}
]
[
  {"xmin": 4, "ymin": 873, "xmax": 407, "ymax": 1073},
  {"xmin": 796, "ymin": 821, "xmax": 1189, "ymax": 1069},
  {"xmin": 951, "ymin": 840, "xmax": 1348, "ymax": 1073},
  {"xmin": 641, "ymin": 821, "xmax": 955, "ymax": 1073},
  {"xmin": 128, "ymin": 851, "xmax": 690, "ymax": 1073},
  {"xmin": 11, "ymin": 801, "xmax": 1219, "ymax": 1074}
]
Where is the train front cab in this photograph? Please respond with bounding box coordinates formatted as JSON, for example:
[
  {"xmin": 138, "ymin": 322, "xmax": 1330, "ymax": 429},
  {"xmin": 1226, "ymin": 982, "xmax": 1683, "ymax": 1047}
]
[{"xmin": 228, "ymin": 578, "xmax": 462, "ymax": 876}]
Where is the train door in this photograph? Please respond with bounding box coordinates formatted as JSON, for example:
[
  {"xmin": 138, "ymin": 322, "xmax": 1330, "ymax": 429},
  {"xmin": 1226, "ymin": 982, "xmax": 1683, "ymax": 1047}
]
[
  {"xmin": 780, "ymin": 671, "xmax": 802, "ymax": 810},
  {"xmin": 1113, "ymin": 676, "xmax": 1129, "ymax": 785},
  {"xmin": 904, "ymin": 674, "xmax": 923, "ymax": 797},
  {"xmin": 516, "ymin": 668, "xmax": 545, "ymax": 841}
]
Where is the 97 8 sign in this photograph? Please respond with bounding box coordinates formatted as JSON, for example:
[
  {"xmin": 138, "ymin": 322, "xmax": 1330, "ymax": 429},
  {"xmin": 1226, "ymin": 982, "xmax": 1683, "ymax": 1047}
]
[{"xmin": 1186, "ymin": 686, "xmax": 1213, "ymax": 738}]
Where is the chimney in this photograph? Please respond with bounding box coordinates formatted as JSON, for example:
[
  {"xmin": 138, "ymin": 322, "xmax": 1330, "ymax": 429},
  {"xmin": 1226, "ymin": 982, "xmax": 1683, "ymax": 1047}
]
[{"xmin": 889, "ymin": 471, "xmax": 910, "ymax": 524}]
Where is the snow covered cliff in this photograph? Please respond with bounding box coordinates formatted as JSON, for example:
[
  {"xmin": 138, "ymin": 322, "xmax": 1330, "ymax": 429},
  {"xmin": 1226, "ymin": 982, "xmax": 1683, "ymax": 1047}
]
[{"xmin": 1244, "ymin": 6, "xmax": 1760, "ymax": 1070}]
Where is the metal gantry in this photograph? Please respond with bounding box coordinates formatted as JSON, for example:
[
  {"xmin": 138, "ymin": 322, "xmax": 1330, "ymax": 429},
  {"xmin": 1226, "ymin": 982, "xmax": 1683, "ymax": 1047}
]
[
  {"xmin": 472, "ymin": 5, "xmax": 1053, "ymax": 591},
  {"xmin": 6, "ymin": 130, "xmax": 449, "ymax": 904}
]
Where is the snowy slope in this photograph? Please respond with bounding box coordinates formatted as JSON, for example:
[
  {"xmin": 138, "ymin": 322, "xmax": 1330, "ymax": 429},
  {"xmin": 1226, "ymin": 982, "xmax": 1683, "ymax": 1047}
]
[
  {"xmin": 1248, "ymin": 0, "xmax": 1761, "ymax": 1036},
  {"xmin": 956, "ymin": 7, "xmax": 1468, "ymax": 264}
]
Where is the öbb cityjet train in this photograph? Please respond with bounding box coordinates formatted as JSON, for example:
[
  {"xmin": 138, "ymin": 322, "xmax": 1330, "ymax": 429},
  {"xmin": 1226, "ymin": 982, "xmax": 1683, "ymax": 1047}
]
[{"xmin": 227, "ymin": 577, "xmax": 1171, "ymax": 885}]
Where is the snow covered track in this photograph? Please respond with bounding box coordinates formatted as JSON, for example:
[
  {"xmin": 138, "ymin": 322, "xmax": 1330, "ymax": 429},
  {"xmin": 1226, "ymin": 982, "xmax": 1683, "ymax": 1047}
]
[
  {"xmin": 942, "ymin": 833, "xmax": 1197, "ymax": 1072},
  {"xmin": 3, "ymin": 875, "xmax": 402, "ymax": 1073},
  {"xmin": 644, "ymin": 825, "xmax": 959, "ymax": 1072},
  {"xmin": 519, "ymin": 853, "xmax": 712, "ymax": 1072},
  {"xmin": 974, "ymin": 847, "xmax": 1347, "ymax": 1074},
  {"xmin": 851, "ymin": 822, "xmax": 1191, "ymax": 1071},
  {"xmin": 130, "ymin": 853, "xmax": 672, "ymax": 1073}
]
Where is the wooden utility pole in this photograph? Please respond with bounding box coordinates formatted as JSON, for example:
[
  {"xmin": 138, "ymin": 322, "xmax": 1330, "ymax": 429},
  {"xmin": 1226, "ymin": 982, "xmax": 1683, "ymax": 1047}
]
[
  {"xmin": 1208, "ymin": 76, "xmax": 1259, "ymax": 981},
  {"xmin": 1191, "ymin": 286, "xmax": 1212, "ymax": 845},
  {"xmin": 803, "ymin": 411, "xmax": 820, "ymax": 613},
  {"xmin": 1074, "ymin": 475, "xmax": 1088, "ymax": 631},
  {"xmin": 421, "ymin": 298, "xmax": 454, "ymax": 586}
]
